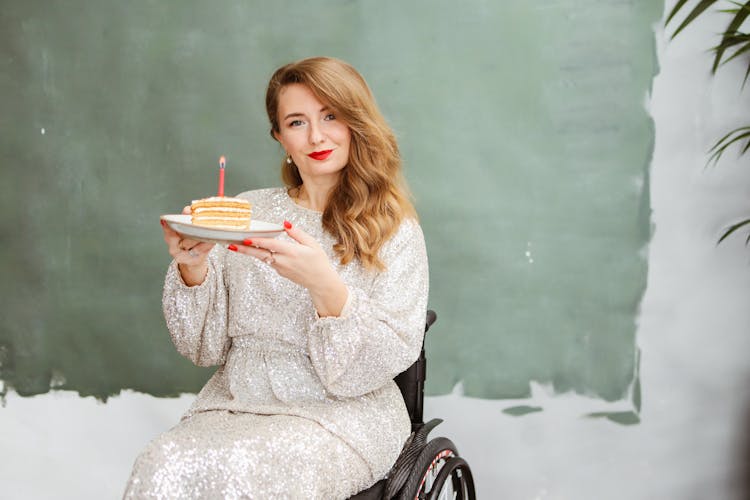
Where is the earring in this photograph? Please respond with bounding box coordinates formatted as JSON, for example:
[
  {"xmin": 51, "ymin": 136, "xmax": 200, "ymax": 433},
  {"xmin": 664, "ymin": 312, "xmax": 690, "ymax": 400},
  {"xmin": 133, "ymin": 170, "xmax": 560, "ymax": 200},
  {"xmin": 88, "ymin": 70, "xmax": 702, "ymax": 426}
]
[{"xmin": 286, "ymin": 156, "xmax": 292, "ymax": 165}]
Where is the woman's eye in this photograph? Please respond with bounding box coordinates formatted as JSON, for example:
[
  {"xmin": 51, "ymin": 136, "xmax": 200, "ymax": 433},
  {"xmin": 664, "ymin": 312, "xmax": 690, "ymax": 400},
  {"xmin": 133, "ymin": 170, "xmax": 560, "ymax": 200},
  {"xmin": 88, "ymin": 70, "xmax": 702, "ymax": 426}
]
[
  {"xmin": 289, "ymin": 120, "xmax": 303, "ymax": 127},
  {"xmin": 323, "ymin": 113, "xmax": 336, "ymax": 121}
]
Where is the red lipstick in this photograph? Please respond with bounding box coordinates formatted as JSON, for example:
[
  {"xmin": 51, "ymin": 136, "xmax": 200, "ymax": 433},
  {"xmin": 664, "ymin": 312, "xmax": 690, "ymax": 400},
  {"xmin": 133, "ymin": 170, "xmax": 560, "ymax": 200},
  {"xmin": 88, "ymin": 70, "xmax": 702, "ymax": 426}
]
[{"xmin": 308, "ymin": 149, "xmax": 333, "ymax": 160}]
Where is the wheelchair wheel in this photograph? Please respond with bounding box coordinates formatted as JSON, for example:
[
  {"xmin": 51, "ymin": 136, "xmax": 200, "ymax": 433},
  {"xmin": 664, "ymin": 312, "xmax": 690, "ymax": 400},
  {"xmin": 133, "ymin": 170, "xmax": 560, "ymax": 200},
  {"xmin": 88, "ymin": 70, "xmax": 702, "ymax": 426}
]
[{"xmin": 398, "ymin": 437, "xmax": 475, "ymax": 500}]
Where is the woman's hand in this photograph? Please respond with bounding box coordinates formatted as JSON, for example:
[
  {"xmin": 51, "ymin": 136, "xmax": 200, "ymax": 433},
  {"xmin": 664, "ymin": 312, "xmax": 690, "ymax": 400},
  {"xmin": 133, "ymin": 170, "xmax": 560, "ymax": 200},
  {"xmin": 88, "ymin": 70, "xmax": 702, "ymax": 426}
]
[
  {"xmin": 160, "ymin": 206, "xmax": 215, "ymax": 286},
  {"xmin": 231, "ymin": 221, "xmax": 348, "ymax": 317}
]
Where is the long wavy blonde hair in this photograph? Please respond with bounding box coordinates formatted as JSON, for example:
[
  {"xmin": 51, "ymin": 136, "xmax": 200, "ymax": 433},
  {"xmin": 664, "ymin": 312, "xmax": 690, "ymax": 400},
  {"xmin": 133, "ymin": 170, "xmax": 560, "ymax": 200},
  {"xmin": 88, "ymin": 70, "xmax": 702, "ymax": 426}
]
[{"xmin": 266, "ymin": 57, "xmax": 416, "ymax": 270}]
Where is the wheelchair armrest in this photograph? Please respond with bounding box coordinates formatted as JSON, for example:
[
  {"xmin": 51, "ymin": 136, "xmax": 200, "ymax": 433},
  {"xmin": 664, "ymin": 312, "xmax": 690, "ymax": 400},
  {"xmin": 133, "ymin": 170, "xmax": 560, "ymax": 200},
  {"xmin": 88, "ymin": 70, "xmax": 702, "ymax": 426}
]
[{"xmin": 395, "ymin": 310, "xmax": 436, "ymax": 427}]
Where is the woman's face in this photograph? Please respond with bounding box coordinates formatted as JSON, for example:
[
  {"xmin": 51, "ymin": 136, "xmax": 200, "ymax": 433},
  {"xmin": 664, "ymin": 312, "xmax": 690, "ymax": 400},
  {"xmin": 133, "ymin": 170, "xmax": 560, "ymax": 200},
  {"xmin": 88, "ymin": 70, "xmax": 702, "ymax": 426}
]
[{"xmin": 274, "ymin": 83, "xmax": 351, "ymax": 185}]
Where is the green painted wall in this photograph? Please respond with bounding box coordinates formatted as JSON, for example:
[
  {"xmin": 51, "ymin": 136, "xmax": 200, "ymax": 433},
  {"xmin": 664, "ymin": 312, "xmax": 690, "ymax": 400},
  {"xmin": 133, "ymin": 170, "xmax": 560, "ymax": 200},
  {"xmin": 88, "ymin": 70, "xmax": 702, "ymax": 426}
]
[{"xmin": 0, "ymin": 0, "xmax": 662, "ymax": 403}]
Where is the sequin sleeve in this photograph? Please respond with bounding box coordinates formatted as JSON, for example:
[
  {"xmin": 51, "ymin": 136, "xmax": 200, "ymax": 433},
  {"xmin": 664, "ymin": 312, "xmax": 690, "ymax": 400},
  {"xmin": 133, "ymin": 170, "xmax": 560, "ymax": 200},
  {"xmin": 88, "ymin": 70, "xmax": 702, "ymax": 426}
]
[
  {"xmin": 162, "ymin": 247, "xmax": 231, "ymax": 367},
  {"xmin": 308, "ymin": 219, "xmax": 429, "ymax": 397}
]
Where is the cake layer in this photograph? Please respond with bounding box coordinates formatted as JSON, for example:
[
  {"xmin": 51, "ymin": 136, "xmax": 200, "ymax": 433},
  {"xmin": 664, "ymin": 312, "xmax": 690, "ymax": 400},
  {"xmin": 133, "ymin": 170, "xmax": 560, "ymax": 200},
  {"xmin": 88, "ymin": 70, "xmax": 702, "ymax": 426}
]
[
  {"xmin": 191, "ymin": 196, "xmax": 250, "ymax": 208},
  {"xmin": 190, "ymin": 196, "xmax": 252, "ymax": 230},
  {"xmin": 192, "ymin": 218, "xmax": 251, "ymax": 230},
  {"xmin": 192, "ymin": 211, "xmax": 251, "ymax": 219}
]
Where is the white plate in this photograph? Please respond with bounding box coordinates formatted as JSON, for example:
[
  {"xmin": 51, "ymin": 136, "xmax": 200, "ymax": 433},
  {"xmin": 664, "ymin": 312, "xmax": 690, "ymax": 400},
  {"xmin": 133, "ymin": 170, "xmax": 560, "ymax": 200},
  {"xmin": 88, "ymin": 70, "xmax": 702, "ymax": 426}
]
[{"xmin": 161, "ymin": 214, "xmax": 284, "ymax": 243}]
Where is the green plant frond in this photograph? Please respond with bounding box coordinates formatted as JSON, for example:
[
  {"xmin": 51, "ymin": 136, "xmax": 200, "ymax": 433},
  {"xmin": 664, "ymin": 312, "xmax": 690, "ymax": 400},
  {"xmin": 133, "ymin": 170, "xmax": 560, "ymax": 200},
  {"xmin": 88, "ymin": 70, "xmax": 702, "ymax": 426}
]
[
  {"xmin": 727, "ymin": 32, "xmax": 750, "ymax": 41},
  {"xmin": 712, "ymin": 32, "xmax": 750, "ymax": 51},
  {"xmin": 709, "ymin": 126, "xmax": 750, "ymax": 151},
  {"xmin": 670, "ymin": 0, "xmax": 719, "ymax": 39},
  {"xmin": 707, "ymin": 149, "xmax": 724, "ymax": 166},
  {"xmin": 727, "ymin": 130, "xmax": 750, "ymax": 147},
  {"xmin": 707, "ymin": 148, "xmax": 724, "ymax": 166},
  {"xmin": 741, "ymin": 136, "xmax": 750, "ymax": 154},
  {"xmin": 707, "ymin": 132, "xmax": 750, "ymax": 166},
  {"xmin": 727, "ymin": 3, "xmax": 750, "ymax": 31},
  {"xmin": 713, "ymin": 2, "xmax": 750, "ymax": 71},
  {"xmin": 712, "ymin": 38, "xmax": 750, "ymax": 64},
  {"xmin": 720, "ymin": 0, "xmax": 750, "ymax": 13},
  {"xmin": 718, "ymin": 38, "xmax": 750, "ymax": 86},
  {"xmin": 709, "ymin": 130, "xmax": 750, "ymax": 159},
  {"xmin": 727, "ymin": 0, "xmax": 750, "ymax": 11},
  {"xmin": 718, "ymin": 218, "xmax": 750, "ymax": 244},
  {"xmin": 722, "ymin": 37, "xmax": 750, "ymax": 65},
  {"xmin": 666, "ymin": 0, "xmax": 693, "ymax": 26},
  {"xmin": 707, "ymin": 127, "xmax": 750, "ymax": 166}
]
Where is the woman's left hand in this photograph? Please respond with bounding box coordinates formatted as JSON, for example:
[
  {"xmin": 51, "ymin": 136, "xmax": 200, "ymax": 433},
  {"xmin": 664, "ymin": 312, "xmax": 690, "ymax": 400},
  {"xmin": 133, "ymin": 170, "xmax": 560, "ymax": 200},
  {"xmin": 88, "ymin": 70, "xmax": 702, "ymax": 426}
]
[{"xmin": 230, "ymin": 221, "xmax": 348, "ymax": 316}]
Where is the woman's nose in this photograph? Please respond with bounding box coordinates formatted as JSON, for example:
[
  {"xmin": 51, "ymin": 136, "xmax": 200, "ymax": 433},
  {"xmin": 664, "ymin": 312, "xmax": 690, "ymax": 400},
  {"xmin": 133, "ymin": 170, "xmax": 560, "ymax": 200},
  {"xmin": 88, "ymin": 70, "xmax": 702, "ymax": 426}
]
[{"xmin": 308, "ymin": 124, "xmax": 325, "ymax": 145}]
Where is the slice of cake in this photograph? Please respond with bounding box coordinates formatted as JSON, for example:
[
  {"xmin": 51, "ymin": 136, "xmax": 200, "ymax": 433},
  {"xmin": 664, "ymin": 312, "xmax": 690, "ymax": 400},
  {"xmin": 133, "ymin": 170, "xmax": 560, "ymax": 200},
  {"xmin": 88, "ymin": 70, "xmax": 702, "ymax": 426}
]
[{"xmin": 190, "ymin": 196, "xmax": 252, "ymax": 230}]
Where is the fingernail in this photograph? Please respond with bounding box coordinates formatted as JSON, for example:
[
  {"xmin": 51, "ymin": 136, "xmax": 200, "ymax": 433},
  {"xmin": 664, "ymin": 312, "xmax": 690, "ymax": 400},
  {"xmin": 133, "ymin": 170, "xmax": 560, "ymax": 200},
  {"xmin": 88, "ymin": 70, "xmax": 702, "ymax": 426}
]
[
  {"xmin": 283, "ymin": 220, "xmax": 292, "ymax": 229},
  {"xmin": 242, "ymin": 238, "xmax": 253, "ymax": 246},
  {"xmin": 227, "ymin": 244, "xmax": 238, "ymax": 252},
  {"xmin": 160, "ymin": 220, "xmax": 166, "ymax": 227}
]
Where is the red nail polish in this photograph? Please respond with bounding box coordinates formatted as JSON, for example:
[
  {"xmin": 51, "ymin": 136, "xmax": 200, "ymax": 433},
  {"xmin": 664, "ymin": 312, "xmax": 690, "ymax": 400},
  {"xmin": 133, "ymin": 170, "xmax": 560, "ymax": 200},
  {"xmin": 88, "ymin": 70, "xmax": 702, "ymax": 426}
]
[
  {"xmin": 228, "ymin": 244, "xmax": 238, "ymax": 252},
  {"xmin": 242, "ymin": 238, "xmax": 253, "ymax": 246},
  {"xmin": 160, "ymin": 220, "xmax": 166, "ymax": 227},
  {"xmin": 284, "ymin": 220, "xmax": 292, "ymax": 229}
]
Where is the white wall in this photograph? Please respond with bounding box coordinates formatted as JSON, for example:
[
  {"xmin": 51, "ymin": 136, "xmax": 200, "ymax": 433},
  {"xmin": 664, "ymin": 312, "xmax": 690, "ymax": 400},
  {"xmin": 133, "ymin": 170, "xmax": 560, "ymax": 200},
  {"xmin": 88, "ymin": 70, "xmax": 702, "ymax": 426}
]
[{"xmin": 3, "ymin": 3, "xmax": 750, "ymax": 499}]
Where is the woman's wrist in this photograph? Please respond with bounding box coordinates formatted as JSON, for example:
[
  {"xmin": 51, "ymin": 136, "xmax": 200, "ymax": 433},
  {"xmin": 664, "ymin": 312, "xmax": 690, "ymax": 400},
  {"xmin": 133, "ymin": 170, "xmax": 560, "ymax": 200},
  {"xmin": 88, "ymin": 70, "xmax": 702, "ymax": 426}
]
[
  {"xmin": 309, "ymin": 271, "xmax": 349, "ymax": 317},
  {"xmin": 178, "ymin": 262, "xmax": 209, "ymax": 287}
]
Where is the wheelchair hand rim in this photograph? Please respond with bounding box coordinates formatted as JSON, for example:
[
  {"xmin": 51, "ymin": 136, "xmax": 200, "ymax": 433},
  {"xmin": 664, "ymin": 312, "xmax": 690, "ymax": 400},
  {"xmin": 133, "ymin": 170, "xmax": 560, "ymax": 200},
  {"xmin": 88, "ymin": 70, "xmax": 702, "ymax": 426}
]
[{"xmin": 416, "ymin": 448, "xmax": 457, "ymax": 498}]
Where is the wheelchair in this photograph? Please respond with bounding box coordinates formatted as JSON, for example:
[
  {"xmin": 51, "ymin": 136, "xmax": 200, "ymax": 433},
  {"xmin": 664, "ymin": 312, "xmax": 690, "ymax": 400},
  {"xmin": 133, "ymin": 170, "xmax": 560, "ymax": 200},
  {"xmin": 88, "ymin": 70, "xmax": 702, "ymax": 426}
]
[{"xmin": 349, "ymin": 310, "xmax": 477, "ymax": 500}]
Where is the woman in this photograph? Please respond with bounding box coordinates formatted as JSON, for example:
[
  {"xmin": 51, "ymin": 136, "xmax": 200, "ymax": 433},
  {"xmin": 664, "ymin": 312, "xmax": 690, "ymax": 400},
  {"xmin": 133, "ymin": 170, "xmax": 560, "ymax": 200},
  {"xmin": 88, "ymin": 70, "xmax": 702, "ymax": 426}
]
[{"xmin": 124, "ymin": 57, "xmax": 428, "ymax": 499}]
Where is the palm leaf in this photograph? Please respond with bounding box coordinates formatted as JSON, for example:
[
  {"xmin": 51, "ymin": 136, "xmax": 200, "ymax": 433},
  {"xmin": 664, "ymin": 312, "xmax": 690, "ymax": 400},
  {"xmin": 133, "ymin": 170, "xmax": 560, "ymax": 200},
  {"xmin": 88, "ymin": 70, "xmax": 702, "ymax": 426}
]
[
  {"xmin": 666, "ymin": 0, "xmax": 693, "ymax": 26},
  {"xmin": 713, "ymin": 33, "xmax": 750, "ymax": 79},
  {"xmin": 715, "ymin": 125, "xmax": 750, "ymax": 144},
  {"xmin": 715, "ymin": 36, "xmax": 750, "ymax": 85},
  {"xmin": 712, "ymin": 31, "xmax": 750, "ymax": 50},
  {"xmin": 713, "ymin": 1, "xmax": 750, "ymax": 72},
  {"xmin": 669, "ymin": 0, "xmax": 720, "ymax": 39},
  {"xmin": 721, "ymin": 36, "xmax": 750, "ymax": 65},
  {"xmin": 718, "ymin": 0, "xmax": 750, "ymax": 14},
  {"xmin": 725, "ymin": 0, "xmax": 750, "ymax": 9},
  {"xmin": 718, "ymin": 218, "xmax": 750, "ymax": 244},
  {"xmin": 707, "ymin": 126, "xmax": 750, "ymax": 166}
]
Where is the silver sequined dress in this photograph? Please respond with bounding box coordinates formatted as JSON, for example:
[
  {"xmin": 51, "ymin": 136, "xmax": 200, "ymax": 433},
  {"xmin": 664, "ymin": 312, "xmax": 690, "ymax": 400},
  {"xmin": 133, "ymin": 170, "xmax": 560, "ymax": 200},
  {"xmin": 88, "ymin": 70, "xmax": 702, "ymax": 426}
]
[{"xmin": 124, "ymin": 187, "xmax": 429, "ymax": 499}]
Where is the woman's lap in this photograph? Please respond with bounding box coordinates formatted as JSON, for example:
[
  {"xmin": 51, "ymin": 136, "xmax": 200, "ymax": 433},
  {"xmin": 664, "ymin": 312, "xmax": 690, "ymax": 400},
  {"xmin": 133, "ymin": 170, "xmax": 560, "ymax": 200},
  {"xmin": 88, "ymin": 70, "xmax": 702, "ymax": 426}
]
[{"xmin": 123, "ymin": 410, "xmax": 373, "ymax": 500}]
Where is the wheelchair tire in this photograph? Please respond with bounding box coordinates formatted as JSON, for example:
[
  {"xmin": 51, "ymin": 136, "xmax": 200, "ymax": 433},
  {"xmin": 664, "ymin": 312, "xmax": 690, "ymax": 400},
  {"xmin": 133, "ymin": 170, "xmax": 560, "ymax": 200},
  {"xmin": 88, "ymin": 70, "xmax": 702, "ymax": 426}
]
[{"xmin": 398, "ymin": 436, "xmax": 474, "ymax": 500}]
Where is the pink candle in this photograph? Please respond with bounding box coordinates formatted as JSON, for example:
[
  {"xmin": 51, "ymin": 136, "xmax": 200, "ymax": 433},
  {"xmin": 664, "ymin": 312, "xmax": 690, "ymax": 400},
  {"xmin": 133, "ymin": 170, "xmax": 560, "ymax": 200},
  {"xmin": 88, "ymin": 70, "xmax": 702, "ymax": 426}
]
[{"xmin": 218, "ymin": 156, "xmax": 226, "ymax": 197}]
